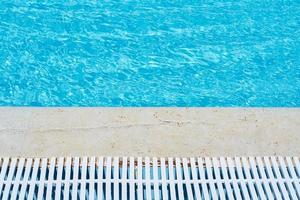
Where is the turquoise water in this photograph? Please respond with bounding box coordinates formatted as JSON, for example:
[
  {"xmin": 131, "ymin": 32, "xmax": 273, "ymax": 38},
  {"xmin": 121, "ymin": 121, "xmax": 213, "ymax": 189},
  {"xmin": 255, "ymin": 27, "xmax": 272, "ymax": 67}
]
[{"xmin": 0, "ymin": 1, "xmax": 299, "ymax": 106}]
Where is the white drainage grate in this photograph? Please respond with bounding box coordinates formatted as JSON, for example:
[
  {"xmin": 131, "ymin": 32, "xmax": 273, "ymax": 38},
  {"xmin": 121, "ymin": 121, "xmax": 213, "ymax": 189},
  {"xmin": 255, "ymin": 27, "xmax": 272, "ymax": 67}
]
[{"xmin": 0, "ymin": 156, "xmax": 300, "ymax": 199}]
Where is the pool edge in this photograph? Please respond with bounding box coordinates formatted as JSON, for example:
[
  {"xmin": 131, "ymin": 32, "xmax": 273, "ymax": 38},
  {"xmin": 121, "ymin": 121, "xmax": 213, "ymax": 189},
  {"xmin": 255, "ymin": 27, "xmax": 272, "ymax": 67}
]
[{"xmin": 0, "ymin": 107, "xmax": 299, "ymax": 157}]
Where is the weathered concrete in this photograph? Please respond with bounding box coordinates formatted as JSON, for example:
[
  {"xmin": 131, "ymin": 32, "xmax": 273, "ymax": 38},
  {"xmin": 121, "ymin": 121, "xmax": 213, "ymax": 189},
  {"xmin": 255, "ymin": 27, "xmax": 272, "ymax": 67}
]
[{"xmin": 0, "ymin": 108, "xmax": 299, "ymax": 157}]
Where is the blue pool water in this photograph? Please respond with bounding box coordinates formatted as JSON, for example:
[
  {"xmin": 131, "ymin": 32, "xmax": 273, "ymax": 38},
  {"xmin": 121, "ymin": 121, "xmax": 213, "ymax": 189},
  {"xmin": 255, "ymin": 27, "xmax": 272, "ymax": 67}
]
[{"xmin": 0, "ymin": 1, "xmax": 299, "ymax": 106}]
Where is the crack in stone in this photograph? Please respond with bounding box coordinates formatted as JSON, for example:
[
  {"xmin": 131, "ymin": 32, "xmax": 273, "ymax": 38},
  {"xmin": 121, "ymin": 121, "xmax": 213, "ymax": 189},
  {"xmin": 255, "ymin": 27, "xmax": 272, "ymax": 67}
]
[{"xmin": 0, "ymin": 120, "xmax": 193, "ymax": 134}]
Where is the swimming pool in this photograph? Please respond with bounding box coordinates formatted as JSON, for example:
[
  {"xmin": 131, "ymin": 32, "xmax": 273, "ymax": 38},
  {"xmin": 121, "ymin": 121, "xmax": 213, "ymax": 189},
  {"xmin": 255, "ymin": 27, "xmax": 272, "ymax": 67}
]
[{"xmin": 0, "ymin": 1, "xmax": 299, "ymax": 106}]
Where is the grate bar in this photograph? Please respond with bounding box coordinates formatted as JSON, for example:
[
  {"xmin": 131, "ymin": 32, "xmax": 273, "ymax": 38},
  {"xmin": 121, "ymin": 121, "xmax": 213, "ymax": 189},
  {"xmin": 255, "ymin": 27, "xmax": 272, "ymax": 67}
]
[{"xmin": 0, "ymin": 156, "xmax": 299, "ymax": 199}]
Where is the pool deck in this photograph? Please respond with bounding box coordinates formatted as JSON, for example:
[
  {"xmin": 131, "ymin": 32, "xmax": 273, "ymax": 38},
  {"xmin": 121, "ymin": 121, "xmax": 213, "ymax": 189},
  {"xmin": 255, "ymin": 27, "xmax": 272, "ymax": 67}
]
[{"xmin": 0, "ymin": 108, "xmax": 299, "ymax": 157}]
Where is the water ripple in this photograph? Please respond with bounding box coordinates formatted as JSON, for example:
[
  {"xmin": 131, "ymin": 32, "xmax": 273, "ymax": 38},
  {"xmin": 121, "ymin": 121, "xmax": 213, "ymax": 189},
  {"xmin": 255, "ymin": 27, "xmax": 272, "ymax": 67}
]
[{"xmin": 0, "ymin": 0, "xmax": 299, "ymax": 106}]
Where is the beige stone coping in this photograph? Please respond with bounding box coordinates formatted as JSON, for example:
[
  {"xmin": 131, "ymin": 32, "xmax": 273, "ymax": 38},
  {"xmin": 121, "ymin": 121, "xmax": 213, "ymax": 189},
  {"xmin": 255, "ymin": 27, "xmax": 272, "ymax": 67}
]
[{"xmin": 0, "ymin": 108, "xmax": 299, "ymax": 157}]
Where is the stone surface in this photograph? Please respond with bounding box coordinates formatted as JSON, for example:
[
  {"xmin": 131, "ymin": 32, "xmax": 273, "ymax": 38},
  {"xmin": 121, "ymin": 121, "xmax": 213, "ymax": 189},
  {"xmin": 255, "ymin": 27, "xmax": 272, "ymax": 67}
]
[{"xmin": 0, "ymin": 108, "xmax": 299, "ymax": 157}]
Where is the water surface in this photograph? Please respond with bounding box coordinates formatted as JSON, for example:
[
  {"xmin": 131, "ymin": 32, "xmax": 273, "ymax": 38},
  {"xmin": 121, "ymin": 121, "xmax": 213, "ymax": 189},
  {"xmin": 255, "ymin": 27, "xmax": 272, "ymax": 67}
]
[{"xmin": 0, "ymin": 1, "xmax": 299, "ymax": 106}]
